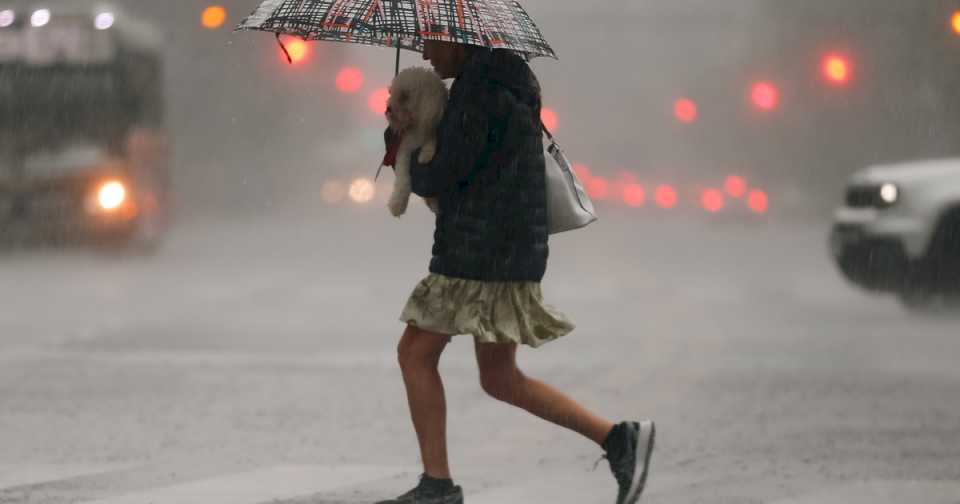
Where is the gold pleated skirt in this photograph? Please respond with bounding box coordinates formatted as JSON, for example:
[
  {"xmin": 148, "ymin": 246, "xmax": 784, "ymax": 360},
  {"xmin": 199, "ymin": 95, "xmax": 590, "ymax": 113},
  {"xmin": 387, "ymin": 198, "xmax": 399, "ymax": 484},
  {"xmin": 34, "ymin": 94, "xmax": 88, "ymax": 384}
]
[{"xmin": 399, "ymin": 273, "xmax": 575, "ymax": 348}]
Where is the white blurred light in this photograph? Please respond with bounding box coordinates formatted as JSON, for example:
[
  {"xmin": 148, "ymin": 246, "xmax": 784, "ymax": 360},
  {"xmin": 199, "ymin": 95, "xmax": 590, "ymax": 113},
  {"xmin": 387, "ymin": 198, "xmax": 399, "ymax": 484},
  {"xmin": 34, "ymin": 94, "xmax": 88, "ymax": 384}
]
[
  {"xmin": 31, "ymin": 9, "xmax": 50, "ymax": 27},
  {"xmin": 320, "ymin": 180, "xmax": 347, "ymax": 205},
  {"xmin": 880, "ymin": 183, "xmax": 898, "ymax": 204},
  {"xmin": 348, "ymin": 178, "xmax": 376, "ymax": 204},
  {"xmin": 98, "ymin": 181, "xmax": 126, "ymax": 210},
  {"xmin": 94, "ymin": 12, "xmax": 115, "ymax": 30},
  {"xmin": 0, "ymin": 10, "xmax": 15, "ymax": 28}
]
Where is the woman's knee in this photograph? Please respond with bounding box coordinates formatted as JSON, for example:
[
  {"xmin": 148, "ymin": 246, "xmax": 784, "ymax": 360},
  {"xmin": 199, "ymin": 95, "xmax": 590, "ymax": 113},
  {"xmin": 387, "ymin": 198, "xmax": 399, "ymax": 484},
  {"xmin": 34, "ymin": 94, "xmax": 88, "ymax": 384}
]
[
  {"xmin": 397, "ymin": 324, "xmax": 450, "ymax": 370},
  {"xmin": 479, "ymin": 368, "xmax": 523, "ymax": 400}
]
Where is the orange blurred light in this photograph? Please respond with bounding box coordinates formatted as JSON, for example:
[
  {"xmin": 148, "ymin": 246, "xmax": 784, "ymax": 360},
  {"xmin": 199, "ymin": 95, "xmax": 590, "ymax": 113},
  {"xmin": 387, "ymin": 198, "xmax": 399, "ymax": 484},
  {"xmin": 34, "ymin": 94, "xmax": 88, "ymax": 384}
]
[
  {"xmin": 284, "ymin": 39, "xmax": 309, "ymax": 64},
  {"xmin": 541, "ymin": 107, "xmax": 558, "ymax": 131},
  {"xmin": 724, "ymin": 175, "xmax": 747, "ymax": 198},
  {"xmin": 654, "ymin": 185, "xmax": 678, "ymax": 209},
  {"xmin": 336, "ymin": 67, "xmax": 365, "ymax": 93},
  {"xmin": 586, "ymin": 177, "xmax": 609, "ymax": 200},
  {"xmin": 748, "ymin": 190, "xmax": 769, "ymax": 214},
  {"xmin": 368, "ymin": 88, "xmax": 390, "ymax": 115},
  {"xmin": 622, "ymin": 183, "xmax": 646, "ymax": 207},
  {"xmin": 701, "ymin": 188, "xmax": 725, "ymax": 213},
  {"xmin": 674, "ymin": 98, "xmax": 698, "ymax": 123},
  {"xmin": 201, "ymin": 6, "xmax": 227, "ymax": 30},
  {"xmin": 952, "ymin": 11, "xmax": 960, "ymax": 35},
  {"xmin": 751, "ymin": 81, "xmax": 779, "ymax": 111},
  {"xmin": 823, "ymin": 54, "xmax": 850, "ymax": 85}
]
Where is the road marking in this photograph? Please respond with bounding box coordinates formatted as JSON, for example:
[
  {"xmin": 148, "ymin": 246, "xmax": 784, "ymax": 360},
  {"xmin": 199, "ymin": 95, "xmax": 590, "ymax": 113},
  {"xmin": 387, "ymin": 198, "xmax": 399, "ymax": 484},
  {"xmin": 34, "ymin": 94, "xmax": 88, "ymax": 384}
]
[
  {"xmin": 80, "ymin": 465, "xmax": 407, "ymax": 504},
  {"xmin": 769, "ymin": 480, "xmax": 960, "ymax": 504},
  {"xmin": 0, "ymin": 464, "xmax": 135, "ymax": 490}
]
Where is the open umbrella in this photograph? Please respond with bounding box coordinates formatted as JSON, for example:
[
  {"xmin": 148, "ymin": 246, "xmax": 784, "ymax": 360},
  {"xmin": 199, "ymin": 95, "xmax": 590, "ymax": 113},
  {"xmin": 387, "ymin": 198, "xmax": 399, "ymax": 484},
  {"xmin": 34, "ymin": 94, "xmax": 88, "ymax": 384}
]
[{"xmin": 235, "ymin": 0, "xmax": 557, "ymax": 76}]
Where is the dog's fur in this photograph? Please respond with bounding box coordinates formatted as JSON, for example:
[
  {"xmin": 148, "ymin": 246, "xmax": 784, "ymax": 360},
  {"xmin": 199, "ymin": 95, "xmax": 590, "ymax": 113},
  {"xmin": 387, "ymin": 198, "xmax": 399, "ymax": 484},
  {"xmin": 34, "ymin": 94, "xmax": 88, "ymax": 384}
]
[{"xmin": 385, "ymin": 67, "xmax": 448, "ymax": 217}]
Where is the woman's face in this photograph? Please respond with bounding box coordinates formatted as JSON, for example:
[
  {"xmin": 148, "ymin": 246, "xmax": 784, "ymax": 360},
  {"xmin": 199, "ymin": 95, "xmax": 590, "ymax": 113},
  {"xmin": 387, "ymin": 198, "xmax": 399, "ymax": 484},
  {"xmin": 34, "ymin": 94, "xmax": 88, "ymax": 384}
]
[{"xmin": 422, "ymin": 40, "xmax": 467, "ymax": 79}]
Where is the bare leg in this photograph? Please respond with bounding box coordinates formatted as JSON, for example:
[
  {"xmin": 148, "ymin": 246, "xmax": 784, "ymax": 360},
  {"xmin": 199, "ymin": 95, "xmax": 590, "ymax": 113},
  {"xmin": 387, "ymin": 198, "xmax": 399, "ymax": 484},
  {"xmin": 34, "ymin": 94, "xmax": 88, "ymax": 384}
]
[
  {"xmin": 475, "ymin": 340, "xmax": 615, "ymax": 446},
  {"xmin": 397, "ymin": 324, "xmax": 454, "ymax": 479}
]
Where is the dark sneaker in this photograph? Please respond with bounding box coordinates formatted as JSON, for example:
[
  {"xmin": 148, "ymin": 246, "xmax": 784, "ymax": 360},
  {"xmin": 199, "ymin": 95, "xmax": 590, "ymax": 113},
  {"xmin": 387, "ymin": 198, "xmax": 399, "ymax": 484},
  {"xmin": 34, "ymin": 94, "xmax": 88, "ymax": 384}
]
[
  {"xmin": 593, "ymin": 420, "xmax": 656, "ymax": 504},
  {"xmin": 374, "ymin": 473, "xmax": 464, "ymax": 504}
]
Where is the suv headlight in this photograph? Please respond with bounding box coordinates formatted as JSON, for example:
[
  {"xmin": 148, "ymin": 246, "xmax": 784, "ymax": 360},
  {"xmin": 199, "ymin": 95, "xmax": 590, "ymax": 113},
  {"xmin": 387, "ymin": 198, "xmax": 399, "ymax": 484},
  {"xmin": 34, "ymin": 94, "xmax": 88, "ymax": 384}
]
[{"xmin": 879, "ymin": 183, "xmax": 899, "ymax": 206}]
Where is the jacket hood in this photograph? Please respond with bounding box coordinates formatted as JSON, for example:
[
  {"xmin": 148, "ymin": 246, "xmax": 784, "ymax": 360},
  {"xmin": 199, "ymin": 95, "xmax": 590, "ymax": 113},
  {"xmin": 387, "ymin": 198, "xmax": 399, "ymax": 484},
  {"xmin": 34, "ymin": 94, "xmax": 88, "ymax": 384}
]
[{"xmin": 459, "ymin": 48, "xmax": 541, "ymax": 108}]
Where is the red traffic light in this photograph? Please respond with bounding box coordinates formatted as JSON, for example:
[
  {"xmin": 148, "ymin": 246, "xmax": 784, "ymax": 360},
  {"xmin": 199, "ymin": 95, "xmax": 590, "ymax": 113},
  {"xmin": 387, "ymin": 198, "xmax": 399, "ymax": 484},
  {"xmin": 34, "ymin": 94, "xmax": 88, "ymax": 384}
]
[
  {"xmin": 747, "ymin": 190, "xmax": 769, "ymax": 214},
  {"xmin": 673, "ymin": 98, "xmax": 698, "ymax": 124},
  {"xmin": 622, "ymin": 183, "xmax": 646, "ymax": 207},
  {"xmin": 586, "ymin": 177, "xmax": 610, "ymax": 201},
  {"xmin": 701, "ymin": 188, "xmax": 725, "ymax": 213},
  {"xmin": 750, "ymin": 82, "xmax": 779, "ymax": 111},
  {"xmin": 654, "ymin": 185, "xmax": 678, "ymax": 209},
  {"xmin": 336, "ymin": 67, "xmax": 365, "ymax": 93},
  {"xmin": 368, "ymin": 87, "xmax": 390, "ymax": 115},
  {"xmin": 724, "ymin": 175, "xmax": 747, "ymax": 198}
]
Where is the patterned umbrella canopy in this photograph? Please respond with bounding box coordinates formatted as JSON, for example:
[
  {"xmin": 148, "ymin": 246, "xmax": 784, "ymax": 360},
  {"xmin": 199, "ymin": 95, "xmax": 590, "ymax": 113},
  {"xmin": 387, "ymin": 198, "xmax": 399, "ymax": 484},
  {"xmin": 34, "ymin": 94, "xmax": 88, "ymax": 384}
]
[{"xmin": 236, "ymin": 0, "xmax": 557, "ymax": 61}]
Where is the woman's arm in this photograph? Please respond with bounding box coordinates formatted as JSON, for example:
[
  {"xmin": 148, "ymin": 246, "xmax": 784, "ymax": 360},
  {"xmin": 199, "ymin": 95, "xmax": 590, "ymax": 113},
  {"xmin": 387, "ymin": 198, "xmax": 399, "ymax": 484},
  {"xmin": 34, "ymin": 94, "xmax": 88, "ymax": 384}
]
[{"xmin": 409, "ymin": 92, "xmax": 492, "ymax": 198}]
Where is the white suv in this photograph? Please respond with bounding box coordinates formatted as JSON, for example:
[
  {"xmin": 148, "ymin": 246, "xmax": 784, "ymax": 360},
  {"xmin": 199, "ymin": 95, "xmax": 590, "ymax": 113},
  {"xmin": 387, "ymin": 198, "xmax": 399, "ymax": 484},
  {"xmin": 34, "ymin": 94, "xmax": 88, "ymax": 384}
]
[{"xmin": 830, "ymin": 158, "xmax": 960, "ymax": 310}]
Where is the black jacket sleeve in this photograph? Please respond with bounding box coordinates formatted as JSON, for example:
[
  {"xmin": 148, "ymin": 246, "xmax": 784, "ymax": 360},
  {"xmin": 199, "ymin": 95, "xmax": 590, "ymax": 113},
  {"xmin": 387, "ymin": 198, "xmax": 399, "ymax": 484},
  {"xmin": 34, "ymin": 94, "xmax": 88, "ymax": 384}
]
[{"xmin": 409, "ymin": 87, "xmax": 491, "ymax": 198}]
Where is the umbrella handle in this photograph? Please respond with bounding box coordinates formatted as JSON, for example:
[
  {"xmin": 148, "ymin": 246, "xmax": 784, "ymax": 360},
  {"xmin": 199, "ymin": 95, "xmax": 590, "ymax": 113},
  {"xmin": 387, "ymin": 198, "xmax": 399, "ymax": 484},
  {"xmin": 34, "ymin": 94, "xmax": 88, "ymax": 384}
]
[{"xmin": 394, "ymin": 38, "xmax": 400, "ymax": 77}]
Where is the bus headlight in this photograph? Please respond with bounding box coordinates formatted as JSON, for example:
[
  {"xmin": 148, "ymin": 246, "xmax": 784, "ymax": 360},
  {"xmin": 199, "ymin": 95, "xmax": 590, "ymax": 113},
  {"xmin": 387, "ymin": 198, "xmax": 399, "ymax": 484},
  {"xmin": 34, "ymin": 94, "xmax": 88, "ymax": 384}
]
[{"xmin": 98, "ymin": 180, "xmax": 127, "ymax": 210}]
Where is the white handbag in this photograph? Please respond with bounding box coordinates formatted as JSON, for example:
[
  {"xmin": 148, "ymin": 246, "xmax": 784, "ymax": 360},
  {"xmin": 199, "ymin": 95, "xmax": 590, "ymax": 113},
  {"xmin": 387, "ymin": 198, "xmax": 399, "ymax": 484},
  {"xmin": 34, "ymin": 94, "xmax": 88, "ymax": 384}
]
[{"xmin": 543, "ymin": 124, "xmax": 598, "ymax": 234}]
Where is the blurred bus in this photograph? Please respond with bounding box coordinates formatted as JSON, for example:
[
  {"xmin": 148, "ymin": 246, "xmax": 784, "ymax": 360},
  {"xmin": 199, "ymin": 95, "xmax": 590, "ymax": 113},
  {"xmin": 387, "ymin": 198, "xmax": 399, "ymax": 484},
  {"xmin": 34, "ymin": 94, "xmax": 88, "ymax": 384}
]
[{"xmin": 0, "ymin": 3, "xmax": 169, "ymax": 250}]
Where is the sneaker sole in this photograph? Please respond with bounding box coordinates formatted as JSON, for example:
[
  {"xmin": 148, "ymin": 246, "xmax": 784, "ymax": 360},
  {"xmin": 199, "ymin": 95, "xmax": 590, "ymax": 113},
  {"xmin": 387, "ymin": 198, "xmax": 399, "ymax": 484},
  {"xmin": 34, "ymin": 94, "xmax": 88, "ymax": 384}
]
[{"xmin": 624, "ymin": 420, "xmax": 655, "ymax": 503}]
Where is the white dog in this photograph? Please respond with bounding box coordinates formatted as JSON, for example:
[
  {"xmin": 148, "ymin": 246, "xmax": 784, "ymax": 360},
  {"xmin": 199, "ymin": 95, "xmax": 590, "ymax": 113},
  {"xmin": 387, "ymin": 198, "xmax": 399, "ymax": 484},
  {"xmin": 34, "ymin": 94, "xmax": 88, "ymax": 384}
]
[{"xmin": 385, "ymin": 66, "xmax": 448, "ymax": 217}]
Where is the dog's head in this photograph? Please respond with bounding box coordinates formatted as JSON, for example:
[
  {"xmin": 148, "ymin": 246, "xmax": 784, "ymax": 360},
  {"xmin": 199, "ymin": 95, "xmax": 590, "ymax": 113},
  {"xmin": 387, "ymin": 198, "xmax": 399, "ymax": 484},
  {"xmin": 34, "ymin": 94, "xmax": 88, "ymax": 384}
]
[{"xmin": 386, "ymin": 67, "xmax": 448, "ymax": 135}]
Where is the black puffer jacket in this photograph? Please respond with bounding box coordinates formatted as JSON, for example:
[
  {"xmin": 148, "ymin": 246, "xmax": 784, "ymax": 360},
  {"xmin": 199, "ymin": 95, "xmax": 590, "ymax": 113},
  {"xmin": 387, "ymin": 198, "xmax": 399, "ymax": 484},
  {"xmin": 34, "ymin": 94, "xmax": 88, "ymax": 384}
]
[{"xmin": 409, "ymin": 48, "xmax": 548, "ymax": 282}]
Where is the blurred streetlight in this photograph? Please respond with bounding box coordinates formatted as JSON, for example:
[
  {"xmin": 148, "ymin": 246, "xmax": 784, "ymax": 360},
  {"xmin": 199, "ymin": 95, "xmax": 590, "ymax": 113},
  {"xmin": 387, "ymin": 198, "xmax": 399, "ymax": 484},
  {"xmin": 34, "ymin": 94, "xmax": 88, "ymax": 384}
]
[
  {"xmin": 586, "ymin": 177, "xmax": 609, "ymax": 201},
  {"xmin": 654, "ymin": 185, "xmax": 678, "ymax": 209},
  {"xmin": 336, "ymin": 67, "xmax": 365, "ymax": 93},
  {"xmin": 622, "ymin": 183, "xmax": 646, "ymax": 207},
  {"xmin": 952, "ymin": 11, "xmax": 960, "ymax": 36},
  {"xmin": 278, "ymin": 37, "xmax": 309, "ymax": 65},
  {"xmin": 368, "ymin": 88, "xmax": 390, "ymax": 115},
  {"xmin": 0, "ymin": 10, "xmax": 15, "ymax": 28},
  {"xmin": 822, "ymin": 54, "xmax": 851, "ymax": 86},
  {"xmin": 94, "ymin": 12, "xmax": 115, "ymax": 30},
  {"xmin": 673, "ymin": 98, "xmax": 698, "ymax": 124},
  {"xmin": 724, "ymin": 175, "xmax": 747, "ymax": 198},
  {"xmin": 701, "ymin": 188, "xmax": 725, "ymax": 213},
  {"xmin": 202, "ymin": 6, "xmax": 227, "ymax": 30},
  {"xmin": 31, "ymin": 9, "xmax": 50, "ymax": 27},
  {"xmin": 747, "ymin": 189, "xmax": 769, "ymax": 214},
  {"xmin": 541, "ymin": 107, "xmax": 558, "ymax": 131},
  {"xmin": 750, "ymin": 81, "xmax": 779, "ymax": 111},
  {"xmin": 349, "ymin": 178, "xmax": 376, "ymax": 204}
]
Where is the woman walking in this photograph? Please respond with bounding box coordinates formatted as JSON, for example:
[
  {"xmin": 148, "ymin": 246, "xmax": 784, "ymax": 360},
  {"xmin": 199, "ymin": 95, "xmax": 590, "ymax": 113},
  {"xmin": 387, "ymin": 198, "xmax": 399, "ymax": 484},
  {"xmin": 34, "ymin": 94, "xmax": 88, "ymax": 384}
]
[{"xmin": 379, "ymin": 39, "xmax": 655, "ymax": 504}]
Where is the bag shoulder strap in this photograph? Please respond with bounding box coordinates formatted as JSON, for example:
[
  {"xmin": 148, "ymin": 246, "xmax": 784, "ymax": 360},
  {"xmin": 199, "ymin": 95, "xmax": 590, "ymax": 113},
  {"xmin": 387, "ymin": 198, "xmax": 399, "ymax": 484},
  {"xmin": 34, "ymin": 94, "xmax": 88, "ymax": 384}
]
[{"xmin": 541, "ymin": 119, "xmax": 554, "ymax": 141}]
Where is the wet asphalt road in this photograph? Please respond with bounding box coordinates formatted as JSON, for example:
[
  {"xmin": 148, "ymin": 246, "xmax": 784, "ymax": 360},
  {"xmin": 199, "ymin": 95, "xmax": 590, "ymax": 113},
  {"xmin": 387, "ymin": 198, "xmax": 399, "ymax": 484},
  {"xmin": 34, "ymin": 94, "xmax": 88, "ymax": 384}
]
[{"xmin": 1, "ymin": 205, "xmax": 958, "ymax": 503}]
